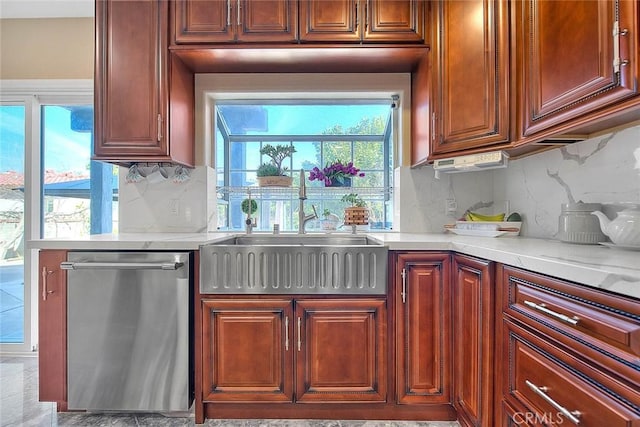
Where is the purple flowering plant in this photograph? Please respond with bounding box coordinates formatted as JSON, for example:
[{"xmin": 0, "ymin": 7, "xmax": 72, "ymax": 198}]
[{"xmin": 308, "ymin": 160, "xmax": 365, "ymax": 186}]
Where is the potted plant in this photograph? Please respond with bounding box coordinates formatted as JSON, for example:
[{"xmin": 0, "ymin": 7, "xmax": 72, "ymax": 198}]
[
  {"xmin": 308, "ymin": 160, "xmax": 365, "ymax": 187},
  {"xmin": 341, "ymin": 193, "xmax": 369, "ymax": 226},
  {"xmin": 320, "ymin": 208, "xmax": 341, "ymax": 231},
  {"xmin": 256, "ymin": 144, "xmax": 296, "ymax": 187}
]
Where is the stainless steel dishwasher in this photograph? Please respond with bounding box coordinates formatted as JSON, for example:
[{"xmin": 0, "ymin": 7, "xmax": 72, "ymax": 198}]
[{"xmin": 61, "ymin": 251, "xmax": 192, "ymax": 412}]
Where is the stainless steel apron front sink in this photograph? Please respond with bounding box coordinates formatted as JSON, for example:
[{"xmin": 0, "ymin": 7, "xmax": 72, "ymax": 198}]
[{"xmin": 200, "ymin": 234, "xmax": 388, "ymax": 295}]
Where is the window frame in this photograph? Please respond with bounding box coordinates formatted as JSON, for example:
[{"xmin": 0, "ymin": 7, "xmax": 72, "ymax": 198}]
[
  {"xmin": 0, "ymin": 79, "xmax": 92, "ymax": 354},
  {"xmin": 215, "ymin": 101, "xmax": 395, "ymax": 231}
]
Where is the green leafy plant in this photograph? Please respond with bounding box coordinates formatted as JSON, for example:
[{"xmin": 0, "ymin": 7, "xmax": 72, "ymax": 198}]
[
  {"xmin": 256, "ymin": 163, "xmax": 280, "ymax": 177},
  {"xmin": 257, "ymin": 144, "xmax": 296, "ymax": 176},
  {"xmin": 322, "ymin": 208, "xmax": 332, "ymax": 217},
  {"xmin": 341, "ymin": 193, "xmax": 367, "ymax": 207},
  {"xmin": 241, "ymin": 198, "xmax": 258, "ymax": 215}
]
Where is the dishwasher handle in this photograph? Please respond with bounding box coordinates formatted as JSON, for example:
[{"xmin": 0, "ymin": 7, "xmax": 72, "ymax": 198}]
[{"xmin": 60, "ymin": 261, "xmax": 184, "ymax": 271}]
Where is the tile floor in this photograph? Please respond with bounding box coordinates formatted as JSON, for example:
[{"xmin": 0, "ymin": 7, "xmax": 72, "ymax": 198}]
[{"xmin": 0, "ymin": 356, "xmax": 461, "ymax": 427}]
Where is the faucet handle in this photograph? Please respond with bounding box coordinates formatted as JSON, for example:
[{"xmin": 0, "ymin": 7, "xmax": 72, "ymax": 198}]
[{"xmin": 311, "ymin": 204, "xmax": 318, "ymax": 219}]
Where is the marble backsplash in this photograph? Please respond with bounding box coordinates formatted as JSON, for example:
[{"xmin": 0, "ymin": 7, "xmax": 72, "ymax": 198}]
[
  {"xmin": 118, "ymin": 125, "xmax": 640, "ymax": 238},
  {"xmin": 396, "ymin": 124, "xmax": 640, "ymax": 237},
  {"xmin": 118, "ymin": 166, "xmax": 217, "ymax": 233},
  {"xmin": 494, "ymin": 125, "xmax": 640, "ymax": 239}
]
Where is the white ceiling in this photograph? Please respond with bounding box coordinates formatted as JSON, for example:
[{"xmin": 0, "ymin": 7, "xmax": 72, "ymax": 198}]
[{"xmin": 0, "ymin": 0, "xmax": 93, "ymax": 19}]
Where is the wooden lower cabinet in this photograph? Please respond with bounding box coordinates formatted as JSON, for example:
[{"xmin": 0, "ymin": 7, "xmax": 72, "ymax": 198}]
[
  {"xmin": 201, "ymin": 299, "xmax": 293, "ymax": 402},
  {"xmin": 295, "ymin": 299, "xmax": 387, "ymax": 402},
  {"xmin": 394, "ymin": 252, "xmax": 452, "ymax": 405},
  {"xmin": 201, "ymin": 297, "xmax": 386, "ymax": 404},
  {"xmin": 38, "ymin": 250, "xmax": 68, "ymax": 411},
  {"xmin": 496, "ymin": 264, "xmax": 640, "ymax": 426},
  {"xmin": 452, "ymin": 254, "xmax": 494, "ymax": 427}
]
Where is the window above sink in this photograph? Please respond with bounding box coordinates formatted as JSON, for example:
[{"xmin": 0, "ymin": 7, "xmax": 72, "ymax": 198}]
[{"xmin": 213, "ymin": 99, "xmax": 396, "ymax": 232}]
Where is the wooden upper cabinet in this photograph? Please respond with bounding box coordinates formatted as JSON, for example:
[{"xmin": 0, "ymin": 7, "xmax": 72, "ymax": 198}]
[
  {"xmin": 300, "ymin": 0, "xmax": 360, "ymax": 42},
  {"xmin": 365, "ymin": 0, "xmax": 424, "ymax": 42},
  {"xmin": 395, "ymin": 252, "xmax": 451, "ymax": 405},
  {"xmin": 94, "ymin": 0, "xmax": 194, "ymax": 166},
  {"xmin": 430, "ymin": 0, "xmax": 511, "ymax": 156},
  {"xmin": 300, "ymin": 0, "xmax": 424, "ymax": 43},
  {"xmin": 173, "ymin": 0, "xmax": 233, "ymax": 43},
  {"xmin": 518, "ymin": 0, "xmax": 638, "ymax": 137},
  {"xmin": 38, "ymin": 250, "xmax": 68, "ymax": 409},
  {"xmin": 172, "ymin": 0, "xmax": 298, "ymax": 44}
]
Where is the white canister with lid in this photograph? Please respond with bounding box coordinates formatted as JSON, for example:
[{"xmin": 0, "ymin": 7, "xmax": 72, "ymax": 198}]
[{"xmin": 557, "ymin": 202, "xmax": 606, "ymax": 244}]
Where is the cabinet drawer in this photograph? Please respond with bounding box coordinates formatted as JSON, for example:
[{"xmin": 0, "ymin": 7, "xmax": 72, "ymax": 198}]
[
  {"xmin": 503, "ymin": 320, "xmax": 640, "ymax": 427},
  {"xmin": 501, "ymin": 265, "xmax": 640, "ymax": 382}
]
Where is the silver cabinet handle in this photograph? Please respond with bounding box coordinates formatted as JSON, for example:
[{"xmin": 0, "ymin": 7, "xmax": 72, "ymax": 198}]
[
  {"xmin": 157, "ymin": 114, "xmax": 162, "ymax": 142},
  {"xmin": 41, "ymin": 267, "xmax": 54, "ymax": 301},
  {"xmin": 355, "ymin": 1, "xmax": 359, "ymax": 33},
  {"xmin": 401, "ymin": 268, "xmax": 407, "ymax": 304},
  {"xmin": 297, "ymin": 317, "xmax": 302, "ymax": 352},
  {"xmin": 237, "ymin": 0, "xmax": 241, "ymax": 26},
  {"xmin": 285, "ymin": 316, "xmax": 289, "ymax": 351},
  {"xmin": 524, "ymin": 300, "xmax": 579, "ymax": 325},
  {"xmin": 226, "ymin": 0, "xmax": 231, "ymax": 26},
  {"xmin": 365, "ymin": 0, "xmax": 369, "ymax": 31},
  {"xmin": 431, "ymin": 112, "xmax": 436, "ymax": 142},
  {"xmin": 525, "ymin": 380, "xmax": 581, "ymax": 425},
  {"xmin": 60, "ymin": 261, "xmax": 184, "ymax": 271},
  {"xmin": 613, "ymin": 20, "xmax": 630, "ymax": 73}
]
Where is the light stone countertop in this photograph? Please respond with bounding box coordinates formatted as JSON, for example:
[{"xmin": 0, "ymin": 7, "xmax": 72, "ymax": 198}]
[{"xmin": 28, "ymin": 232, "xmax": 640, "ymax": 300}]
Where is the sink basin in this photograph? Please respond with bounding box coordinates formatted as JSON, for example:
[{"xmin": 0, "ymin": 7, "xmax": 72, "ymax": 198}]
[
  {"xmin": 212, "ymin": 234, "xmax": 383, "ymax": 247},
  {"xmin": 200, "ymin": 234, "xmax": 388, "ymax": 295}
]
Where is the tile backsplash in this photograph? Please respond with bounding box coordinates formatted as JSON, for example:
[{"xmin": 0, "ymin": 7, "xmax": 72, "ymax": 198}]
[{"xmin": 118, "ymin": 125, "xmax": 640, "ymax": 239}]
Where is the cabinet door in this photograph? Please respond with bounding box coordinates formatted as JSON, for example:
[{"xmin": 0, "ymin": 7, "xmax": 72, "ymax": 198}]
[
  {"xmin": 94, "ymin": 0, "xmax": 169, "ymax": 160},
  {"xmin": 173, "ymin": 0, "xmax": 235, "ymax": 43},
  {"xmin": 299, "ymin": 0, "xmax": 361, "ymax": 42},
  {"xmin": 201, "ymin": 299, "xmax": 294, "ymax": 402},
  {"xmin": 431, "ymin": 0, "xmax": 511, "ymax": 155},
  {"xmin": 238, "ymin": 0, "xmax": 298, "ymax": 42},
  {"xmin": 295, "ymin": 299, "xmax": 387, "ymax": 402},
  {"xmin": 452, "ymin": 254, "xmax": 494, "ymax": 427},
  {"xmin": 519, "ymin": 0, "xmax": 637, "ymax": 136},
  {"xmin": 364, "ymin": 0, "xmax": 424, "ymax": 42},
  {"xmin": 38, "ymin": 250, "xmax": 68, "ymax": 408},
  {"xmin": 395, "ymin": 252, "xmax": 451, "ymax": 404}
]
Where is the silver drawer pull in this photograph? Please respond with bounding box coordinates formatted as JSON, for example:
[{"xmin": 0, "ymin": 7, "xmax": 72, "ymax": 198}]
[
  {"xmin": 297, "ymin": 317, "xmax": 302, "ymax": 352},
  {"xmin": 525, "ymin": 380, "xmax": 581, "ymax": 425},
  {"xmin": 524, "ymin": 300, "xmax": 579, "ymax": 326},
  {"xmin": 284, "ymin": 316, "xmax": 289, "ymax": 352},
  {"xmin": 61, "ymin": 261, "xmax": 184, "ymax": 271},
  {"xmin": 41, "ymin": 267, "xmax": 54, "ymax": 301}
]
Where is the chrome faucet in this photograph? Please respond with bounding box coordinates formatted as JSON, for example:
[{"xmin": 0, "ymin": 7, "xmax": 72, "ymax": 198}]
[
  {"xmin": 245, "ymin": 191, "xmax": 256, "ymax": 235},
  {"xmin": 298, "ymin": 169, "xmax": 317, "ymax": 234}
]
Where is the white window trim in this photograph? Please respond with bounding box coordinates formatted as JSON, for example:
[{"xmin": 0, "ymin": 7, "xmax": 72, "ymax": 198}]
[{"xmin": 194, "ymin": 73, "xmax": 411, "ymax": 168}]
